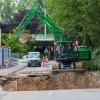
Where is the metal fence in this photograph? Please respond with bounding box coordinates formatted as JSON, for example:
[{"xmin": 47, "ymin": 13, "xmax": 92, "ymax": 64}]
[
  {"xmin": 10, "ymin": 53, "xmax": 19, "ymax": 66},
  {"xmin": 10, "ymin": 57, "xmax": 18, "ymax": 66}
]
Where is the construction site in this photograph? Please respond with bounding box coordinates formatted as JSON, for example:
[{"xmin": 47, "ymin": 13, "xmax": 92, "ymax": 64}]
[
  {"xmin": 0, "ymin": 0, "xmax": 100, "ymax": 100},
  {"xmin": 0, "ymin": 0, "xmax": 99, "ymax": 91},
  {"xmin": 0, "ymin": 60, "xmax": 99, "ymax": 91}
]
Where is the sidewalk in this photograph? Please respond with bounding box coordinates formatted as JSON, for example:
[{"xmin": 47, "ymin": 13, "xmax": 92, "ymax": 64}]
[{"xmin": 0, "ymin": 59, "xmax": 27, "ymax": 76}]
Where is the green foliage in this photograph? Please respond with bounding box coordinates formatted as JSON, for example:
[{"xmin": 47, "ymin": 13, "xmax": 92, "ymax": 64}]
[
  {"xmin": 25, "ymin": 40, "xmax": 36, "ymax": 52},
  {"xmin": 46, "ymin": 0, "xmax": 100, "ymax": 43},
  {"xmin": 82, "ymin": 46, "xmax": 100, "ymax": 71},
  {"xmin": 45, "ymin": 0, "xmax": 100, "ymax": 70},
  {"xmin": 0, "ymin": 0, "xmax": 16, "ymax": 21},
  {"xmin": 1, "ymin": 34, "xmax": 26, "ymax": 53},
  {"xmin": 92, "ymin": 47, "xmax": 100, "ymax": 69},
  {"xmin": 83, "ymin": 47, "xmax": 100, "ymax": 70},
  {"xmin": 0, "ymin": 0, "xmax": 37, "ymax": 21},
  {"xmin": 1, "ymin": 33, "xmax": 37, "ymax": 53},
  {"xmin": 16, "ymin": 0, "xmax": 36, "ymax": 12}
]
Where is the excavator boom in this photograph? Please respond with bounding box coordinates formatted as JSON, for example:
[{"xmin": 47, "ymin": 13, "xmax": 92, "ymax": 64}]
[
  {"xmin": 16, "ymin": 6, "xmax": 38, "ymax": 37},
  {"xmin": 16, "ymin": 4, "xmax": 66, "ymax": 42}
]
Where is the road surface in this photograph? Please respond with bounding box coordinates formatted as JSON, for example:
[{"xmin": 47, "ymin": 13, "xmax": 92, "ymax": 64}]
[
  {"xmin": 0, "ymin": 59, "xmax": 27, "ymax": 76},
  {"xmin": 0, "ymin": 59, "xmax": 52, "ymax": 76},
  {"xmin": 0, "ymin": 89, "xmax": 100, "ymax": 100}
]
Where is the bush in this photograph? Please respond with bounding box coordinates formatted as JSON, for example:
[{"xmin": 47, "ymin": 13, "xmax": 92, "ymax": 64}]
[{"xmin": 83, "ymin": 46, "xmax": 100, "ymax": 71}]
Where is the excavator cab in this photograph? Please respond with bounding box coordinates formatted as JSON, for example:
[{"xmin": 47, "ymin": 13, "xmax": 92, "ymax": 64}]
[
  {"xmin": 56, "ymin": 41, "xmax": 79, "ymax": 69},
  {"xmin": 56, "ymin": 41, "xmax": 91, "ymax": 69}
]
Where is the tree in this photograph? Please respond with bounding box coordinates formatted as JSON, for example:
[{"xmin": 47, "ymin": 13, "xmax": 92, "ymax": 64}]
[
  {"xmin": 16, "ymin": 0, "xmax": 37, "ymax": 12},
  {"xmin": 1, "ymin": 34, "xmax": 26, "ymax": 53},
  {"xmin": 45, "ymin": 0, "xmax": 100, "ymax": 44},
  {"xmin": 45, "ymin": 0, "xmax": 100, "ymax": 70},
  {"xmin": 0, "ymin": 0, "xmax": 16, "ymax": 21},
  {"xmin": 0, "ymin": 0, "xmax": 37, "ymax": 22}
]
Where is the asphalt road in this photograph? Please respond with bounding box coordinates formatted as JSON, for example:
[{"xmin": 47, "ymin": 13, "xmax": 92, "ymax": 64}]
[
  {"xmin": 0, "ymin": 59, "xmax": 27, "ymax": 76},
  {"xmin": 0, "ymin": 89, "xmax": 100, "ymax": 100}
]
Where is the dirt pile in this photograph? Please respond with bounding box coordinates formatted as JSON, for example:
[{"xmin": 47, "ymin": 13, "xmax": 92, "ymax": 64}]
[{"xmin": 2, "ymin": 72, "xmax": 100, "ymax": 91}]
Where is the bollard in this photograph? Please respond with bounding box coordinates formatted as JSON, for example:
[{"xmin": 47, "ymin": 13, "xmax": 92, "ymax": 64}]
[{"xmin": 6, "ymin": 57, "xmax": 9, "ymax": 67}]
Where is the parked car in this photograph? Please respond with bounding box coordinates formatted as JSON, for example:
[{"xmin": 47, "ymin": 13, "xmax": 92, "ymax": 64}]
[{"xmin": 27, "ymin": 52, "xmax": 41, "ymax": 67}]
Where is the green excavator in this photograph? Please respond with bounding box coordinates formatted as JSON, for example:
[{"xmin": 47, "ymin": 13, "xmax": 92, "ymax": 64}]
[{"xmin": 16, "ymin": 0, "xmax": 91, "ymax": 69}]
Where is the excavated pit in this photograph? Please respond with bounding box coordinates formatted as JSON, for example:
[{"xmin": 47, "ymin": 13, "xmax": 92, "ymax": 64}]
[{"xmin": 1, "ymin": 72, "xmax": 100, "ymax": 91}]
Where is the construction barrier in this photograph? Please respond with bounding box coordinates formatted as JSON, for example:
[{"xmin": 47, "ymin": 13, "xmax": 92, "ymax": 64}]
[{"xmin": 0, "ymin": 46, "xmax": 11, "ymax": 67}]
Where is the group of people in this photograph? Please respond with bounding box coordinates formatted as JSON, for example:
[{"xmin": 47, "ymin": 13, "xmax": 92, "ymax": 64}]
[
  {"xmin": 35, "ymin": 46, "xmax": 54, "ymax": 60},
  {"xmin": 35, "ymin": 40, "xmax": 79, "ymax": 66},
  {"xmin": 56, "ymin": 40, "xmax": 79, "ymax": 58}
]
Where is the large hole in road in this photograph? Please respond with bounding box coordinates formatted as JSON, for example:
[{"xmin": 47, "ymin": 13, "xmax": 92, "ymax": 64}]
[{"xmin": 1, "ymin": 72, "xmax": 100, "ymax": 91}]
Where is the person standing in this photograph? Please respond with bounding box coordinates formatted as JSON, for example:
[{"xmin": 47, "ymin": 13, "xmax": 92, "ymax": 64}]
[
  {"xmin": 74, "ymin": 39, "xmax": 78, "ymax": 51},
  {"xmin": 44, "ymin": 47, "xmax": 49, "ymax": 56}
]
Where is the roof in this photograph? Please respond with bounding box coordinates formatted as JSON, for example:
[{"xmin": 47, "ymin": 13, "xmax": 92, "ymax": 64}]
[{"xmin": 32, "ymin": 34, "xmax": 54, "ymax": 41}]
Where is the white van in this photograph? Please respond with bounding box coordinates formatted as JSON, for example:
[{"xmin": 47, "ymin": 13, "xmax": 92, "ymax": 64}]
[{"xmin": 28, "ymin": 52, "xmax": 41, "ymax": 67}]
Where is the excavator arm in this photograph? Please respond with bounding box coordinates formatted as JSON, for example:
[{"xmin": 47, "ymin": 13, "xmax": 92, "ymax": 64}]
[
  {"xmin": 36, "ymin": 9, "xmax": 66, "ymax": 42},
  {"xmin": 16, "ymin": 4, "xmax": 66, "ymax": 42},
  {"xmin": 16, "ymin": 6, "xmax": 38, "ymax": 37}
]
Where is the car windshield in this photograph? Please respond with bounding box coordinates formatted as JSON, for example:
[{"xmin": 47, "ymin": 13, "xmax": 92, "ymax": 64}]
[{"xmin": 28, "ymin": 53, "xmax": 39, "ymax": 58}]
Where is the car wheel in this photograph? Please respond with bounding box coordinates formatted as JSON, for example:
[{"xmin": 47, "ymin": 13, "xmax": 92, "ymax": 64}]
[{"xmin": 70, "ymin": 62, "xmax": 76, "ymax": 69}]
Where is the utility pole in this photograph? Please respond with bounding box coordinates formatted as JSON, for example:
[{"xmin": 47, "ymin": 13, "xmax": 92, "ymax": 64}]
[{"xmin": 38, "ymin": 0, "xmax": 47, "ymax": 37}]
